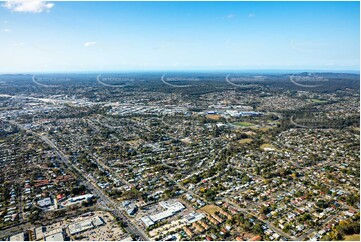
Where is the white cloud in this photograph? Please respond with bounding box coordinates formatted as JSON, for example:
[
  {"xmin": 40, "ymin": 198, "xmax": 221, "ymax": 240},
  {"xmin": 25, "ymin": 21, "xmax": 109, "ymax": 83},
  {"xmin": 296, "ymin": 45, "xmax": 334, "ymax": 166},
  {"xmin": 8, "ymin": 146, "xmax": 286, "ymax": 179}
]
[
  {"xmin": 248, "ymin": 13, "xmax": 255, "ymax": 18},
  {"xmin": 1, "ymin": 28, "xmax": 11, "ymax": 32},
  {"xmin": 2, "ymin": 1, "xmax": 54, "ymax": 13},
  {"xmin": 84, "ymin": 41, "xmax": 96, "ymax": 47},
  {"xmin": 226, "ymin": 14, "xmax": 236, "ymax": 19}
]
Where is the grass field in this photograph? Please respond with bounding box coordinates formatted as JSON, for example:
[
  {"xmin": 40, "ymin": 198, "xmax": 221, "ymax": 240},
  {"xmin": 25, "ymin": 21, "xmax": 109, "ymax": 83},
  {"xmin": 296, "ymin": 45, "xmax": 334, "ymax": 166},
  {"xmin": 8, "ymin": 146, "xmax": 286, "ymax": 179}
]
[
  {"xmin": 199, "ymin": 205, "xmax": 223, "ymax": 215},
  {"xmin": 308, "ymin": 98, "xmax": 328, "ymax": 104},
  {"xmin": 234, "ymin": 121, "xmax": 255, "ymax": 127},
  {"xmin": 238, "ymin": 138, "xmax": 253, "ymax": 144},
  {"xmin": 260, "ymin": 143, "xmax": 276, "ymax": 151},
  {"xmin": 344, "ymin": 234, "xmax": 360, "ymax": 241}
]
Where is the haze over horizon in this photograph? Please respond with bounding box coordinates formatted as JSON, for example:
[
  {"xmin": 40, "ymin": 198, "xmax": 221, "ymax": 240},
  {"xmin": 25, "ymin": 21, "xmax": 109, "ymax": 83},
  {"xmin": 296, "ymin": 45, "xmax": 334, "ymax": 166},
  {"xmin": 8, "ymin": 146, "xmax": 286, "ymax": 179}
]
[{"xmin": 0, "ymin": 1, "xmax": 360, "ymax": 73}]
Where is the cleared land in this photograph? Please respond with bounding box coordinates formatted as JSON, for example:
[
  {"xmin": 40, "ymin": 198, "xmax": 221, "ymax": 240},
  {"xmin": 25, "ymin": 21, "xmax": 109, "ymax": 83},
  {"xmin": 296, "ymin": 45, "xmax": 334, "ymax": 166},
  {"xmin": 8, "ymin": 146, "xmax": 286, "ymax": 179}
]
[{"xmin": 206, "ymin": 114, "xmax": 222, "ymax": 120}]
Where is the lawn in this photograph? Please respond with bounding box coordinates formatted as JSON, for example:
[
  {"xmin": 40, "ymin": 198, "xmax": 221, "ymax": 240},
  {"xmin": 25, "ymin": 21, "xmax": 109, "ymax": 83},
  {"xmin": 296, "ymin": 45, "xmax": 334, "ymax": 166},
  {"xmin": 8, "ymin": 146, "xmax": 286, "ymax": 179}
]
[
  {"xmin": 260, "ymin": 143, "xmax": 276, "ymax": 151},
  {"xmin": 238, "ymin": 138, "xmax": 253, "ymax": 144},
  {"xmin": 308, "ymin": 98, "xmax": 328, "ymax": 104},
  {"xmin": 258, "ymin": 127, "xmax": 271, "ymax": 132},
  {"xmin": 234, "ymin": 121, "xmax": 255, "ymax": 127},
  {"xmin": 344, "ymin": 234, "xmax": 360, "ymax": 241}
]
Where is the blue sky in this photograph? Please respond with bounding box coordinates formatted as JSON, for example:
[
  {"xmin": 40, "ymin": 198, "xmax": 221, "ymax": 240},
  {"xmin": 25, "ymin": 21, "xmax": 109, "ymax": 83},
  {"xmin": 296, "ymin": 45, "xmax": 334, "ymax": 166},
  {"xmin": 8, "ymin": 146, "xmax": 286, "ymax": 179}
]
[{"xmin": 0, "ymin": 1, "xmax": 359, "ymax": 73}]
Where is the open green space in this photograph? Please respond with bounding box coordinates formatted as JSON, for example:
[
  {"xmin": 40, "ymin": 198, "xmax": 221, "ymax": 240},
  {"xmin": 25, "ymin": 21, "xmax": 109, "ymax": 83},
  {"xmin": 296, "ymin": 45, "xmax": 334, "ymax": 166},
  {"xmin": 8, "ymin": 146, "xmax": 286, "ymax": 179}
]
[
  {"xmin": 307, "ymin": 99, "xmax": 328, "ymax": 104},
  {"xmin": 234, "ymin": 121, "xmax": 255, "ymax": 127}
]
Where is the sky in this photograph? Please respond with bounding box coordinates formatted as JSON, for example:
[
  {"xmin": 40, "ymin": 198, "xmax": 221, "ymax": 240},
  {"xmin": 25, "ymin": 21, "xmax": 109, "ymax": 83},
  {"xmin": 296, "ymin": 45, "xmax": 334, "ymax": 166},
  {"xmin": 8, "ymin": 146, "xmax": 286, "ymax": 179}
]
[{"xmin": 0, "ymin": 1, "xmax": 360, "ymax": 73}]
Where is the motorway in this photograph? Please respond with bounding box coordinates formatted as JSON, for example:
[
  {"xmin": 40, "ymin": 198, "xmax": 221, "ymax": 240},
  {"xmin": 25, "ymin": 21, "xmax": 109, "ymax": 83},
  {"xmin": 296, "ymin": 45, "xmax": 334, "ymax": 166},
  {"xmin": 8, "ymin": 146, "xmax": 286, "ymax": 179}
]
[{"xmin": 6, "ymin": 120, "xmax": 150, "ymax": 240}]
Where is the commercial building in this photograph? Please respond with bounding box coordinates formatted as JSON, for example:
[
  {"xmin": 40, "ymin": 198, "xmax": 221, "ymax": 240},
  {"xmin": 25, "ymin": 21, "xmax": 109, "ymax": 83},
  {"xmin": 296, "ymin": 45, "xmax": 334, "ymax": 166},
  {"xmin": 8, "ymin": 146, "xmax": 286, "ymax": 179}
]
[
  {"xmin": 141, "ymin": 200, "xmax": 185, "ymax": 227},
  {"xmin": 159, "ymin": 200, "xmax": 185, "ymax": 212},
  {"xmin": 34, "ymin": 226, "xmax": 45, "ymax": 240},
  {"xmin": 45, "ymin": 232, "xmax": 64, "ymax": 241},
  {"xmin": 184, "ymin": 212, "xmax": 205, "ymax": 224},
  {"xmin": 37, "ymin": 197, "xmax": 52, "ymax": 207},
  {"xmin": 61, "ymin": 194, "xmax": 93, "ymax": 207},
  {"xmin": 9, "ymin": 232, "xmax": 24, "ymax": 241},
  {"xmin": 68, "ymin": 216, "xmax": 104, "ymax": 235}
]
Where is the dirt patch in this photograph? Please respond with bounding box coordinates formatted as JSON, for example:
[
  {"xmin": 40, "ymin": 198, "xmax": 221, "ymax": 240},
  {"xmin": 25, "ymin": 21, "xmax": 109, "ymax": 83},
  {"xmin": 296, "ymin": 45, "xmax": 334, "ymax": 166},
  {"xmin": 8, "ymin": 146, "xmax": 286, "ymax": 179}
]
[
  {"xmin": 198, "ymin": 205, "xmax": 223, "ymax": 215},
  {"xmin": 206, "ymin": 114, "xmax": 222, "ymax": 120}
]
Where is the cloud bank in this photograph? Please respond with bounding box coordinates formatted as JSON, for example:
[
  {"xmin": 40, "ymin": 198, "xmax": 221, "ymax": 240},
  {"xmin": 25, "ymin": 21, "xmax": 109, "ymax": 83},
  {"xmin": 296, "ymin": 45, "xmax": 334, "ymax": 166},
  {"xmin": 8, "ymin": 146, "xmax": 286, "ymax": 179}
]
[{"xmin": 2, "ymin": 1, "xmax": 54, "ymax": 13}]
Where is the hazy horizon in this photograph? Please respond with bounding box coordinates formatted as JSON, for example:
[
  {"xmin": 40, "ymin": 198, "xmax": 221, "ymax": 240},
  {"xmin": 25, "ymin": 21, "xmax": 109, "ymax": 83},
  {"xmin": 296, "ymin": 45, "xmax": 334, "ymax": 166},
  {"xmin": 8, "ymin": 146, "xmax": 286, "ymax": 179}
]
[{"xmin": 0, "ymin": 69, "xmax": 360, "ymax": 75}]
